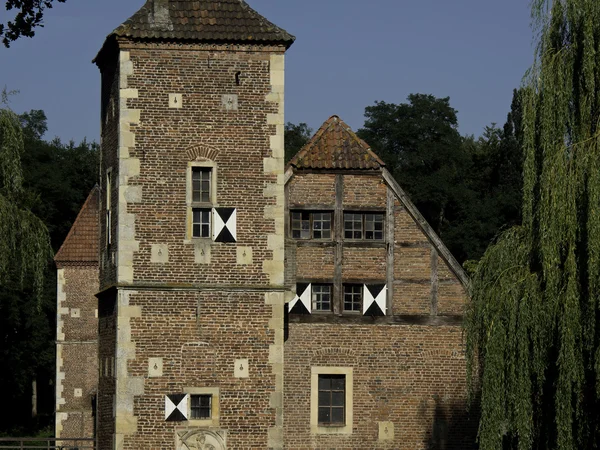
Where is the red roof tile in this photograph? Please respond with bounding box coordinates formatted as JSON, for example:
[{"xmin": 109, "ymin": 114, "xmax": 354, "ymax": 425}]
[
  {"xmin": 55, "ymin": 187, "xmax": 99, "ymax": 265},
  {"xmin": 289, "ymin": 116, "xmax": 385, "ymax": 171}
]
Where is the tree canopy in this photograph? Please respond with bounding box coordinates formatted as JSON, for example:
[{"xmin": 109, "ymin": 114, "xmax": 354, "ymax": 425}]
[
  {"xmin": 0, "ymin": 105, "xmax": 97, "ymax": 435},
  {"xmin": 466, "ymin": 0, "xmax": 600, "ymax": 448},
  {"xmin": 1, "ymin": 0, "xmax": 66, "ymax": 47},
  {"xmin": 284, "ymin": 121, "xmax": 312, "ymax": 163}
]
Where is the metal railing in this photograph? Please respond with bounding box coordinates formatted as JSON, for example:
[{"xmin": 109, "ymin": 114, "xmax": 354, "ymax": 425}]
[{"xmin": 0, "ymin": 438, "xmax": 95, "ymax": 449}]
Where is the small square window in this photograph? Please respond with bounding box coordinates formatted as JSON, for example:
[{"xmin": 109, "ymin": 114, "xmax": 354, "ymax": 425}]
[
  {"xmin": 344, "ymin": 213, "xmax": 363, "ymax": 239},
  {"xmin": 318, "ymin": 375, "xmax": 345, "ymax": 426},
  {"xmin": 291, "ymin": 212, "xmax": 311, "ymax": 239},
  {"xmin": 192, "ymin": 168, "xmax": 211, "ymax": 203},
  {"xmin": 192, "ymin": 208, "xmax": 211, "ymax": 238},
  {"xmin": 343, "ymin": 285, "xmax": 362, "ymax": 312},
  {"xmin": 312, "ymin": 284, "xmax": 332, "ymax": 312},
  {"xmin": 190, "ymin": 394, "xmax": 212, "ymax": 420}
]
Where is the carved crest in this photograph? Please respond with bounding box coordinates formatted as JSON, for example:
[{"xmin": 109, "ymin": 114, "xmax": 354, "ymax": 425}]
[{"xmin": 176, "ymin": 429, "xmax": 226, "ymax": 450}]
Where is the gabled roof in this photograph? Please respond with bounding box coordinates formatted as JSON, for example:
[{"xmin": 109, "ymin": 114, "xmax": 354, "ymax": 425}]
[
  {"xmin": 288, "ymin": 116, "xmax": 385, "ymax": 171},
  {"xmin": 55, "ymin": 187, "xmax": 99, "ymax": 265},
  {"xmin": 106, "ymin": 0, "xmax": 295, "ymax": 47}
]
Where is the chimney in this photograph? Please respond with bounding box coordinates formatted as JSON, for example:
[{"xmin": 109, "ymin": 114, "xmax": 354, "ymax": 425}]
[{"xmin": 149, "ymin": 0, "xmax": 173, "ymax": 30}]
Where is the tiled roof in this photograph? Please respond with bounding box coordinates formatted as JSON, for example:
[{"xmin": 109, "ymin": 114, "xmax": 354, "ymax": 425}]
[
  {"xmin": 108, "ymin": 0, "xmax": 295, "ymax": 47},
  {"xmin": 55, "ymin": 187, "xmax": 99, "ymax": 264},
  {"xmin": 289, "ymin": 116, "xmax": 385, "ymax": 171}
]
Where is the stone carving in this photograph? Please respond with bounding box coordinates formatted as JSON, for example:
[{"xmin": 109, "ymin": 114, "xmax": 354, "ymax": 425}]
[{"xmin": 177, "ymin": 429, "xmax": 226, "ymax": 450}]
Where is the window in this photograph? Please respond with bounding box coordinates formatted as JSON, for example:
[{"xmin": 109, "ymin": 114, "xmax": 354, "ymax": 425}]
[
  {"xmin": 344, "ymin": 213, "xmax": 362, "ymax": 240},
  {"xmin": 291, "ymin": 212, "xmax": 310, "ymax": 239},
  {"xmin": 291, "ymin": 211, "xmax": 332, "ymax": 240},
  {"xmin": 105, "ymin": 169, "xmax": 112, "ymax": 247},
  {"xmin": 192, "ymin": 209, "xmax": 211, "ymax": 238},
  {"xmin": 318, "ymin": 375, "xmax": 345, "ymax": 425},
  {"xmin": 344, "ymin": 212, "xmax": 384, "ymax": 240},
  {"xmin": 312, "ymin": 284, "xmax": 332, "ymax": 312},
  {"xmin": 343, "ymin": 284, "xmax": 362, "ymax": 312},
  {"xmin": 311, "ymin": 367, "xmax": 353, "ymax": 435},
  {"xmin": 312, "ymin": 212, "xmax": 332, "ymax": 239},
  {"xmin": 184, "ymin": 387, "xmax": 220, "ymax": 427},
  {"xmin": 188, "ymin": 163, "xmax": 216, "ymax": 240},
  {"xmin": 192, "ymin": 167, "xmax": 211, "ymax": 203},
  {"xmin": 190, "ymin": 394, "xmax": 212, "ymax": 419}
]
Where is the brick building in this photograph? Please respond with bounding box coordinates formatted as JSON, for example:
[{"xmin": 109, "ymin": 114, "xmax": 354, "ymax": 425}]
[
  {"xmin": 55, "ymin": 187, "xmax": 99, "ymax": 439},
  {"xmin": 56, "ymin": 0, "xmax": 474, "ymax": 448}
]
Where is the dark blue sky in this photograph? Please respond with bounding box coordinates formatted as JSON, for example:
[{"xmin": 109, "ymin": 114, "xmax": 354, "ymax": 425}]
[{"xmin": 0, "ymin": 0, "xmax": 533, "ymax": 143}]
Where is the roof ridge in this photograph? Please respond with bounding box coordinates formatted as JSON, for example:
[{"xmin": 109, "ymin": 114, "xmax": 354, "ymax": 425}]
[
  {"xmin": 55, "ymin": 186, "xmax": 100, "ymax": 264},
  {"xmin": 288, "ymin": 115, "xmax": 385, "ymax": 171}
]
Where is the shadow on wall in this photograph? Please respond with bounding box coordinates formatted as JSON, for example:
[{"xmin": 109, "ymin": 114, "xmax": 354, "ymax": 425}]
[{"xmin": 422, "ymin": 393, "xmax": 480, "ymax": 450}]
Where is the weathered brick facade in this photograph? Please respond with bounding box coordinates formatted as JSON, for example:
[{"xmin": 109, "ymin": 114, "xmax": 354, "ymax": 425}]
[
  {"xmin": 283, "ymin": 116, "xmax": 473, "ymax": 449},
  {"xmin": 57, "ymin": 1, "xmax": 474, "ymax": 448},
  {"xmin": 91, "ymin": 1, "xmax": 292, "ymax": 449}
]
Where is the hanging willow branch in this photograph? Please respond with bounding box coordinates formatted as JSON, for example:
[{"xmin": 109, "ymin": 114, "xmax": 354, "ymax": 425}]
[
  {"xmin": 466, "ymin": 0, "xmax": 600, "ymax": 448},
  {"xmin": 0, "ymin": 107, "xmax": 52, "ymax": 299}
]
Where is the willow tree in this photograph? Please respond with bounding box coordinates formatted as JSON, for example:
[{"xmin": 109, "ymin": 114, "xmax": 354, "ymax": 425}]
[
  {"xmin": 466, "ymin": 1, "xmax": 600, "ymax": 449},
  {"xmin": 0, "ymin": 104, "xmax": 52, "ymax": 299}
]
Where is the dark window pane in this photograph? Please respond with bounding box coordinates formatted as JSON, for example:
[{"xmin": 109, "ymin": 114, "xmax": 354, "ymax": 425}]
[
  {"xmin": 332, "ymin": 392, "xmax": 345, "ymax": 406},
  {"xmin": 317, "ymin": 374, "xmax": 346, "ymax": 426},
  {"xmin": 318, "ymin": 407, "xmax": 330, "ymax": 424},
  {"xmin": 190, "ymin": 394, "xmax": 212, "ymax": 419},
  {"xmin": 331, "ymin": 407, "xmax": 344, "ymax": 424},
  {"xmin": 318, "ymin": 376, "xmax": 331, "ymax": 390},
  {"xmin": 318, "ymin": 390, "xmax": 330, "ymax": 406},
  {"xmin": 330, "ymin": 375, "xmax": 345, "ymax": 390}
]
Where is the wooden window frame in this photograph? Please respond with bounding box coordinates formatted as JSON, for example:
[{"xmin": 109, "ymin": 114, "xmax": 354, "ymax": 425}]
[
  {"xmin": 317, "ymin": 374, "xmax": 345, "ymax": 426},
  {"xmin": 310, "ymin": 367, "xmax": 353, "ymax": 435},
  {"xmin": 290, "ymin": 211, "xmax": 333, "ymax": 240},
  {"xmin": 343, "ymin": 284, "xmax": 363, "ymax": 313},
  {"xmin": 311, "ymin": 284, "xmax": 333, "ymax": 312},
  {"xmin": 186, "ymin": 161, "xmax": 217, "ymax": 241},
  {"xmin": 344, "ymin": 212, "xmax": 385, "ymax": 241}
]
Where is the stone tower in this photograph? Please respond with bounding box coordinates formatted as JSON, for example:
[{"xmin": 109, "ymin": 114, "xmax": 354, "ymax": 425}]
[{"xmin": 93, "ymin": 1, "xmax": 294, "ymax": 448}]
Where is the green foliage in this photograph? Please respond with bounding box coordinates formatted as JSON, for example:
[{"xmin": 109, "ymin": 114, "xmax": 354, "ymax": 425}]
[
  {"xmin": 0, "ymin": 107, "xmax": 52, "ymax": 297},
  {"xmin": 0, "ymin": 106, "xmax": 97, "ymax": 434},
  {"xmin": 358, "ymin": 94, "xmax": 467, "ymax": 236},
  {"xmin": 357, "ymin": 94, "xmax": 517, "ymax": 262},
  {"xmin": 1, "ymin": 0, "xmax": 67, "ymax": 48},
  {"xmin": 285, "ymin": 121, "xmax": 312, "ymax": 163},
  {"xmin": 466, "ymin": 0, "xmax": 600, "ymax": 448}
]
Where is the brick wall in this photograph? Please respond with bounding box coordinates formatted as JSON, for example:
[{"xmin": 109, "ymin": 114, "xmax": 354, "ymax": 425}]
[
  {"xmin": 284, "ymin": 324, "xmax": 475, "ymax": 449},
  {"xmin": 288, "ymin": 173, "xmax": 336, "ymax": 206},
  {"xmin": 285, "ymin": 167, "xmax": 471, "ymax": 447},
  {"xmin": 96, "ymin": 39, "xmax": 287, "ymax": 449},
  {"xmin": 56, "ymin": 265, "xmax": 98, "ymax": 439}
]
